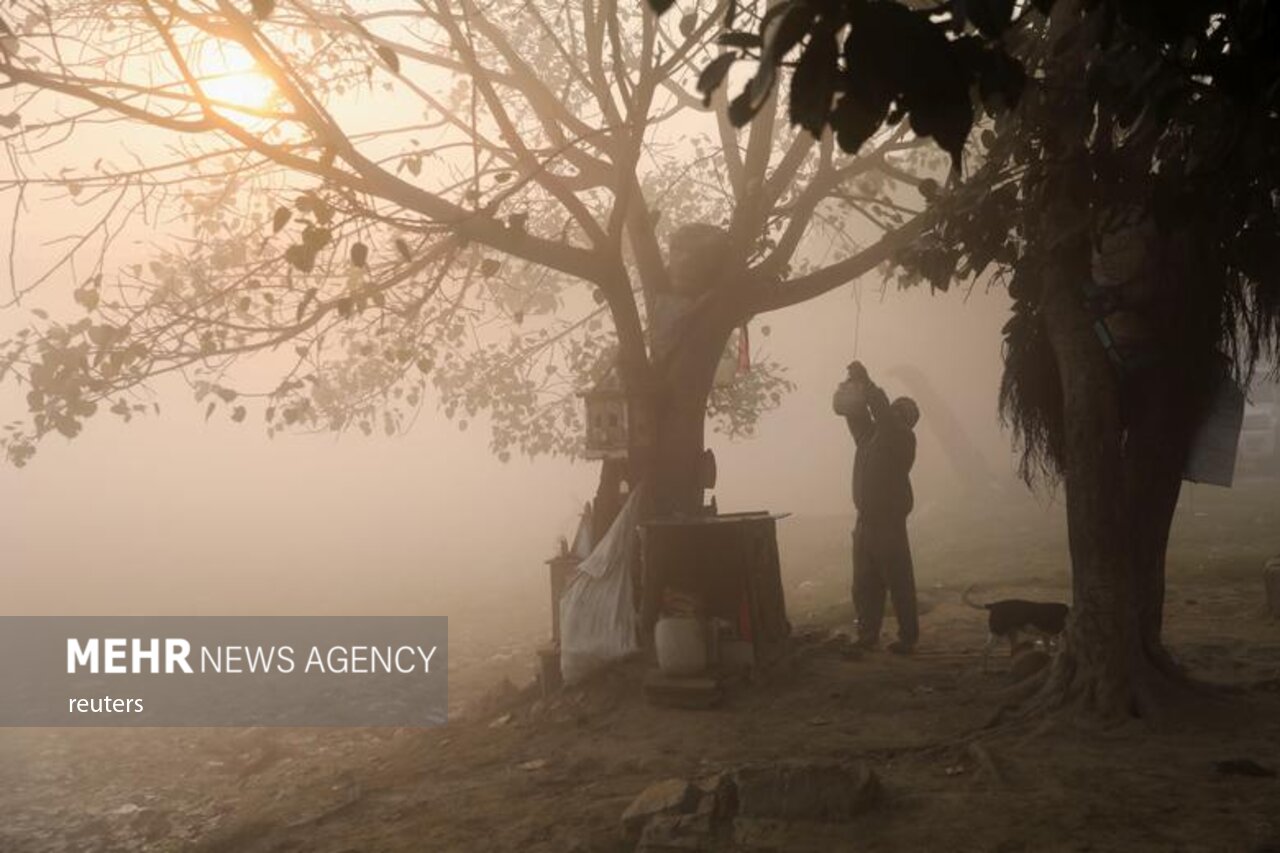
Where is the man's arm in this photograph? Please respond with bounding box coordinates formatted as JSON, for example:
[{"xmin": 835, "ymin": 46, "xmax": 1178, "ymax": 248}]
[
  {"xmin": 865, "ymin": 382, "xmax": 893, "ymax": 426},
  {"xmin": 845, "ymin": 402, "xmax": 873, "ymax": 445}
]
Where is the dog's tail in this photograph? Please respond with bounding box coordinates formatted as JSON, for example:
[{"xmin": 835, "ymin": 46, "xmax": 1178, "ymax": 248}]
[{"xmin": 961, "ymin": 584, "xmax": 988, "ymax": 611}]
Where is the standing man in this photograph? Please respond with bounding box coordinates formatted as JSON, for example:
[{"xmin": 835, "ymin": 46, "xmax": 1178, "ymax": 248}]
[{"xmin": 835, "ymin": 361, "xmax": 921, "ymax": 654}]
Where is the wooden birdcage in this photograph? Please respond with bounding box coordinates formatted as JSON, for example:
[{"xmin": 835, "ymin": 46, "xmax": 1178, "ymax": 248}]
[{"xmin": 580, "ymin": 365, "xmax": 653, "ymax": 460}]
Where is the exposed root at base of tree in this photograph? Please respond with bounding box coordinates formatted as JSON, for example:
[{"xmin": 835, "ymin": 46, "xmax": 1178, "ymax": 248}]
[{"xmin": 985, "ymin": 649, "xmax": 1232, "ymax": 732}]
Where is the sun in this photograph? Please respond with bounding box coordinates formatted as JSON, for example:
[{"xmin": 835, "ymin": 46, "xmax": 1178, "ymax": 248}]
[{"xmin": 195, "ymin": 41, "xmax": 275, "ymax": 113}]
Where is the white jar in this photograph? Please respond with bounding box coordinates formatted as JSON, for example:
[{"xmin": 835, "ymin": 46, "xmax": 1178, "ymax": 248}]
[{"xmin": 654, "ymin": 616, "xmax": 708, "ymax": 676}]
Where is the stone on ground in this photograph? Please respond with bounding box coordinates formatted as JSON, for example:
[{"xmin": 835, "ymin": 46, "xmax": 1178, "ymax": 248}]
[{"xmin": 622, "ymin": 779, "xmax": 697, "ymax": 841}]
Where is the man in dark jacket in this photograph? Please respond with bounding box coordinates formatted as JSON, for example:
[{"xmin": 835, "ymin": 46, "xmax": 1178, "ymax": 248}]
[{"xmin": 839, "ymin": 361, "xmax": 921, "ymax": 653}]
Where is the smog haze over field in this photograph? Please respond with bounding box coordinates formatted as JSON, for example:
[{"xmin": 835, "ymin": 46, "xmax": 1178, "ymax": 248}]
[{"xmin": 3, "ymin": 1, "xmax": 1280, "ymax": 850}]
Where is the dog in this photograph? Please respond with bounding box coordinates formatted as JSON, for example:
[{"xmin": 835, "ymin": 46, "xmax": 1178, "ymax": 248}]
[{"xmin": 962, "ymin": 585, "xmax": 1069, "ymax": 672}]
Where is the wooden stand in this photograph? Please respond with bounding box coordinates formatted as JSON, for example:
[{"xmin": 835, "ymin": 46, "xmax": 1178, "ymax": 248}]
[
  {"xmin": 638, "ymin": 512, "xmax": 791, "ymax": 668},
  {"xmin": 544, "ymin": 553, "xmax": 581, "ymax": 647}
]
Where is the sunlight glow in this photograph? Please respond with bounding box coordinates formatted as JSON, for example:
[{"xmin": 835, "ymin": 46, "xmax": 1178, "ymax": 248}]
[{"xmin": 195, "ymin": 41, "xmax": 275, "ymax": 114}]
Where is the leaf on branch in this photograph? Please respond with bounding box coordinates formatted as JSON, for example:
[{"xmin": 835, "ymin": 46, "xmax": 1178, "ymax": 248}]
[
  {"xmin": 87, "ymin": 324, "xmax": 115, "ymax": 347},
  {"xmin": 376, "ymin": 45, "xmax": 400, "ymax": 74},
  {"xmin": 716, "ymin": 32, "xmax": 761, "ymax": 49},
  {"xmin": 73, "ymin": 288, "xmax": 99, "ymax": 312},
  {"xmin": 205, "ymin": 401, "xmax": 217, "ymax": 421},
  {"xmin": 250, "ymin": 0, "xmax": 275, "ymax": 21},
  {"xmin": 272, "ymin": 206, "xmax": 292, "ymax": 234},
  {"xmin": 767, "ymin": 2, "xmax": 817, "ymax": 62},
  {"xmin": 351, "ymin": 241, "xmax": 369, "ymax": 268},
  {"xmin": 645, "ymin": 0, "xmax": 678, "ymax": 15},
  {"xmin": 728, "ymin": 87, "xmax": 760, "ymax": 127},
  {"xmin": 296, "ymin": 193, "xmax": 334, "ymax": 225},
  {"xmin": 479, "ymin": 258, "xmax": 501, "ymax": 278},
  {"xmin": 697, "ymin": 53, "xmax": 737, "ymax": 106},
  {"xmin": 303, "ymin": 225, "xmax": 331, "ymax": 250},
  {"xmin": 962, "ymin": 0, "xmax": 1016, "ymax": 38},
  {"xmin": 0, "ymin": 113, "xmax": 20, "ymax": 130},
  {"xmin": 285, "ymin": 245, "xmax": 315, "ymax": 273},
  {"xmin": 296, "ymin": 288, "xmax": 317, "ymax": 322},
  {"xmin": 789, "ymin": 27, "xmax": 839, "ymax": 137},
  {"xmin": 232, "ymin": 406, "xmax": 247, "ymax": 423},
  {"xmin": 679, "ymin": 11, "xmax": 697, "ymax": 37},
  {"xmin": 395, "ymin": 238, "xmax": 413, "ymax": 262}
]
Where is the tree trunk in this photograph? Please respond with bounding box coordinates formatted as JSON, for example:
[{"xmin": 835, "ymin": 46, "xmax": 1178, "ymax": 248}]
[
  {"xmin": 590, "ymin": 458, "xmax": 630, "ymax": 545},
  {"xmin": 1033, "ymin": 252, "xmax": 1195, "ymax": 722},
  {"xmin": 642, "ymin": 295, "xmax": 741, "ymax": 518},
  {"xmin": 1003, "ymin": 0, "xmax": 1210, "ymax": 723}
]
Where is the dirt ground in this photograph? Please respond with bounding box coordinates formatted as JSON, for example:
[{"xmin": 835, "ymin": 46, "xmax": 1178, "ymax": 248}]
[{"xmin": 2, "ymin": 479, "xmax": 1279, "ymax": 852}]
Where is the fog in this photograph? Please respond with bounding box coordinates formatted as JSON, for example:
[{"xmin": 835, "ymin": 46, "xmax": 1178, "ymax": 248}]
[
  {"xmin": 0, "ymin": 0, "xmax": 1029, "ymax": 629},
  {"xmin": 4, "ymin": 4, "xmax": 1280, "ymax": 850},
  {"xmin": 2, "ymin": 275, "xmax": 1023, "ymax": 620}
]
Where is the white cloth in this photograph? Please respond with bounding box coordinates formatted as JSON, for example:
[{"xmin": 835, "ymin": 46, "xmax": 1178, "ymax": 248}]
[{"xmin": 559, "ymin": 486, "xmax": 644, "ymax": 683}]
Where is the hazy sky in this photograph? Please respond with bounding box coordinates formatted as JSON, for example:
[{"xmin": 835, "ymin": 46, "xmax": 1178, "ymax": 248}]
[
  {"xmin": 0, "ymin": 7, "xmax": 1026, "ymax": 619},
  {"xmin": 1, "ymin": 273, "xmax": 1020, "ymax": 616}
]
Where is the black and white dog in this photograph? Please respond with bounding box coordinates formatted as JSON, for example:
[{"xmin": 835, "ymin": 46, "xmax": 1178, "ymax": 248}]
[{"xmin": 962, "ymin": 585, "xmax": 1069, "ymax": 671}]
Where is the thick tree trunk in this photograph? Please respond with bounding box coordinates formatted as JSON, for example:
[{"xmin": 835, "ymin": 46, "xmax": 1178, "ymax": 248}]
[
  {"xmin": 619, "ymin": 286, "xmax": 741, "ymax": 651},
  {"xmin": 1032, "ymin": 252, "xmax": 1194, "ymax": 722},
  {"xmin": 643, "ymin": 294, "xmax": 741, "ymax": 518},
  {"xmin": 1003, "ymin": 0, "xmax": 1203, "ymax": 722},
  {"xmin": 590, "ymin": 458, "xmax": 629, "ymax": 544}
]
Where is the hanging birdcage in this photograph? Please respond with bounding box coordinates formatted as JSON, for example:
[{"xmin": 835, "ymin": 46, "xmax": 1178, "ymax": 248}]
[{"xmin": 580, "ymin": 364, "xmax": 653, "ymax": 459}]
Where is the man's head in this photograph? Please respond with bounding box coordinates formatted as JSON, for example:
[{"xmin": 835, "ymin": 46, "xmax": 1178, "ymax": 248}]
[{"xmin": 891, "ymin": 396, "xmax": 920, "ymax": 429}]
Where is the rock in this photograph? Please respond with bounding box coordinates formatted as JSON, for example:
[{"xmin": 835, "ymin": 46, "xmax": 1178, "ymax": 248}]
[
  {"xmin": 731, "ymin": 760, "xmax": 880, "ymax": 823},
  {"xmin": 693, "ymin": 773, "xmax": 735, "ymax": 821},
  {"xmin": 625, "ymin": 763, "xmax": 880, "ymax": 848},
  {"xmin": 622, "ymin": 779, "xmax": 698, "ymax": 841}
]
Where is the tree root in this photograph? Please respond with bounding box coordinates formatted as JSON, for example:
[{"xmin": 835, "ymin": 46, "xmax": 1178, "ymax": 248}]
[{"xmin": 985, "ymin": 644, "xmax": 1232, "ymax": 732}]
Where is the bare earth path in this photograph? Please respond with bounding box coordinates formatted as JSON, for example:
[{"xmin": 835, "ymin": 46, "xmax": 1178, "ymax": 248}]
[{"xmin": 2, "ymin": 481, "xmax": 1278, "ymax": 852}]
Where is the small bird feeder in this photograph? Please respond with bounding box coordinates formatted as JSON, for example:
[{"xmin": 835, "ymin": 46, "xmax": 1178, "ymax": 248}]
[{"xmin": 580, "ymin": 365, "xmax": 652, "ymax": 460}]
